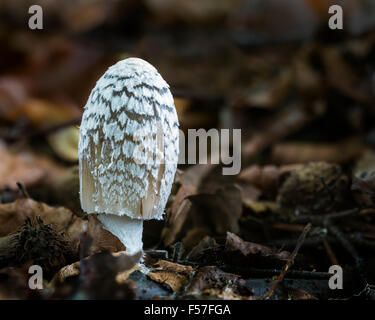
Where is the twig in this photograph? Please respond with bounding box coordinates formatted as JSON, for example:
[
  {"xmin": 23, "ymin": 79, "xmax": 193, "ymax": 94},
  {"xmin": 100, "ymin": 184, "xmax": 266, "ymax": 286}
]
[
  {"xmin": 325, "ymin": 221, "xmax": 368, "ymax": 287},
  {"xmin": 171, "ymin": 242, "xmax": 183, "ymax": 262},
  {"xmin": 294, "ymin": 208, "xmax": 358, "ymax": 225},
  {"xmin": 221, "ymin": 266, "xmax": 332, "ymax": 280},
  {"xmin": 352, "ymin": 233, "xmax": 375, "ymax": 250},
  {"xmin": 322, "ymin": 238, "xmax": 339, "ymax": 265},
  {"xmin": 293, "ymin": 208, "xmax": 369, "ymax": 289},
  {"xmin": 263, "ymin": 223, "xmax": 312, "ymax": 299},
  {"xmin": 272, "ymin": 223, "xmax": 306, "ymax": 233},
  {"xmin": 16, "ymin": 182, "xmax": 30, "ymax": 198},
  {"xmin": 267, "ymin": 235, "xmax": 327, "ymax": 248}
]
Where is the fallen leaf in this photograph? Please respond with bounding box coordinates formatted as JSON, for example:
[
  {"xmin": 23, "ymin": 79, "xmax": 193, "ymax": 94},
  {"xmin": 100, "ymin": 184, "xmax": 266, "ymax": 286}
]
[
  {"xmin": 182, "ymin": 227, "xmax": 211, "ymax": 250},
  {"xmin": 0, "ymin": 141, "xmax": 65, "ymax": 191},
  {"xmin": 186, "ymin": 265, "xmax": 253, "ymax": 299},
  {"xmin": 148, "ymin": 260, "xmax": 194, "ymax": 292},
  {"xmin": 187, "ymin": 184, "xmax": 243, "ymax": 235},
  {"xmin": 0, "ymin": 198, "xmax": 124, "ymax": 255},
  {"xmin": 51, "ymin": 251, "xmax": 144, "ymax": 286},
  {"xmin": 79, "ymin": 249, "xmax": 140, "ymax": 299},
  {"xmin": 226, "ymin": 232, "xmax": 289, "ymax": 259},
  {"xmin": 186, "ymin": 236, "xmax": 220, "ymax": 261},
  {"xmin": 163, "ymin": 164, "xmax": 214, "ymax": 246},
  {"xmin": 243, "ymin": 199, "xmax": 277, "ymax": 214},
  {"xmin": 238, "ymin": 164, "xmax": 300, "ymax": 195}
]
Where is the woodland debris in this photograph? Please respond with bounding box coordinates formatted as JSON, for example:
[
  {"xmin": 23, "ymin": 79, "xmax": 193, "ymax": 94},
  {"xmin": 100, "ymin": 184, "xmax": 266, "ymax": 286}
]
[
  {"xmin": 277, "ymin": 162, "xmax": 349, "ymax": 219},
  {"xmin": 0, "ymin": 198, "xmax": 124, "ymax": 255},
  {"xmin": 147, "ymin": 259, "xmax": 194, "ymax": 292},
  {"xmin": 263, "ymin": 223, "xmax": 311, "ymax": 299},
  {"xmin": 186, "ymin": 265, "xmax": 253, "ymax": 299}
]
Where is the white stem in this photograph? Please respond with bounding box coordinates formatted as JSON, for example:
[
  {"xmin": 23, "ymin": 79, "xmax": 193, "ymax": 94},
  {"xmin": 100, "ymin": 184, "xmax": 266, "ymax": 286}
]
[{"xmin": 97, "ymin": 214, "xmax": 143, "ymax": 255}]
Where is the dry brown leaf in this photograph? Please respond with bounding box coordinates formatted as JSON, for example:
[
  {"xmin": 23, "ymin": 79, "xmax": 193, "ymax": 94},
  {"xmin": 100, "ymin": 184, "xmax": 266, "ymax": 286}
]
[
  {"xmin": 243, "ymin": 199, "xmax": 277, "ymax": 214},
  {"xmin": 186, "ymin": 236, "xmax": 220, "ymax": 261},
  {"xmin": 163, "ymin": 164, "xmax": 214, "ymax": 246},
  {"xmin": 176, "ymin": 185, "xmax": 243, "ymax": 250},
  {"xmin": 148, "ymin": 260, "xmax": 194, "ymax": 292},
  {"xmin": 0, "ymin": 198, "xmax": 124, "ymax": 255},
  {"xmin": 0, "ymin": 198, "xmax": 74, "ymax": 237},
  {"xmin": 182, "ymin": 227, "xmax": 211, "ymax": 250},
  {"xmin": 238, "ymin": 164, "xmax": 300, "ymax": 194},
  {"xmin": 0, "ymin": 141, "xmax": 66, "ymax": 191},
  {"xmin": 189, "ymin": 185, "xmax": 243, "ymax": 233},
  {"xmin": 226, "ymin": 232, "xmax": 290, "ymax": 261},
  {"xmin": 51, "ymin": 251, "xmax": 144, "ymax": 286},
  {"xmin": 187, "ymin": 265, "xmax": 253, "ymax": 299},
  {"xmin": 49, "ymin": 260, "xmax": 81, "ymax": 285},
  {"xmin": 163, "ymin": 185, "xmax": 195, "ymax": 247}
]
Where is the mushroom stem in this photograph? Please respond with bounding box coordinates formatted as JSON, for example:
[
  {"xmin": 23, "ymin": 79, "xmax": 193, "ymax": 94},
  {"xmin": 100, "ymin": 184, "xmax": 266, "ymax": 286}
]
[{"xmin": 97, "ymin": 214, "xmax": 143, "ymax": 255}]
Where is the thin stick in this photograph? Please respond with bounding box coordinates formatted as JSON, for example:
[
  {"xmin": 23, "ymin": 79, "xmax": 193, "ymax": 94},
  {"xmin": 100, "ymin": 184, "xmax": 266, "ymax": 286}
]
[
  {"xmin": 322, "ymin": 238, "xmax": 339, "ymax": 265},
  {"xmin": 16, "ymin": 182, "xmax": 30, "ymax": 198},
  {"xmin": 295, "ymin": 208, "xmax": 358, "ymax": 225},
  {"xmin": 263, "ymin": 223, "xmax": 312, "ymax": 300},
  {"xmin": 326, "ymin": 221, "xmax": 368, "ymax": 287}
]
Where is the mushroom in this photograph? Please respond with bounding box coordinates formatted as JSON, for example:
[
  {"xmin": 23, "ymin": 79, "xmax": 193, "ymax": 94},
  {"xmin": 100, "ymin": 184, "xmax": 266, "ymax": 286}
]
[{"xmin": 78, "ymin": 57, "xmax": 179, "ymax": 255}]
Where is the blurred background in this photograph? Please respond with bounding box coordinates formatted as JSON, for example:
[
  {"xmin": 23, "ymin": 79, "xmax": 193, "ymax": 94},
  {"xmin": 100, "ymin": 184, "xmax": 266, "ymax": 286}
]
[
  {"xmin": 0, "ymin": 0, "xmax": 375, "ymax": 235},
  {"xmin": 1, "ymin": 0, "xmax": 375, "ymax": 220},
  {"xmin": 1, "ymin": 0, "xmax": 375, "ymax": 300}
]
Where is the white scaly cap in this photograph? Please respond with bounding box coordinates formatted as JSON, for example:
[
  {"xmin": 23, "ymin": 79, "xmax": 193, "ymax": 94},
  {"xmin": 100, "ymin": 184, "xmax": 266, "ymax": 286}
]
[{"xmin": 79, "ymin": 57, "xmax": 179, "ymax": 254}]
